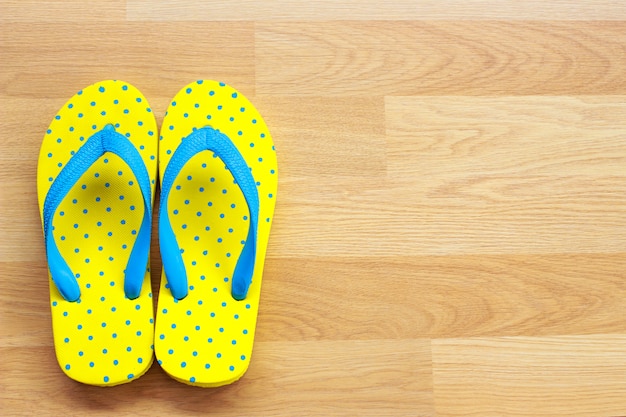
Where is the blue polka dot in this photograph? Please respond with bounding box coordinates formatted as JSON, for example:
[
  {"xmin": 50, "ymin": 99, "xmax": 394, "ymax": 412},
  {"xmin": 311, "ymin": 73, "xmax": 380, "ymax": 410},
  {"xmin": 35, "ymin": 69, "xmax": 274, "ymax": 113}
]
[
  {"xmin": 232, "ymin": 92, "xmax": 238, "ymax": 98},
  {"xmin": 168, "ymin": 349, "xmax": 174, "ymax": 354},
  {"xmin": 127, "ymin": 346, "xmax": 132, "ymax": 352},
  {"xmin": 103, "ymin": 348, "xmax": 108, "ymax": 354},
  {"xmin": 112, "ymin": 333, "xmax": 117, "ymax": 338},
  {"xmin": 55, "ymin": 115, "xmax": 61, "ymax": 120},
  {"xmin": 65, "ymin": 364, "xmax": 70, "ymax": 370},
  {"xmin": 64, "ymin": 337, "xmax": 69, "ymax": 343},
  {"xmin": 241, "ymin": 355, "xmax": 246, "ymax": 360},
  {"xmin": 89, "ymin": 362, "xmax": 95, "ymax": 368},
  {"xmin": 160, "ymin": 334, "xmax": 165, "ymax": 340},
  {"xmin": 99, "ymin": 86, "xmax": 105, "ymax": 93},
  {"xmin": 217, "ymin": 353, "xmax": 222, "ymax": 358},
  {"xmin": 184, "ymin": 336, "xmax": 189, "ymax": 341},
  {"xmin": 128, "ymin": 374, "xmax": 134, "ymax": 379},
  {"xmin": 229, "ymin": 365, "xmax": 235, "ymax": 371},
  {"xmin": 122, "ymin": 85, "xmax": 128, "ymax": 91},
  {"xmin": 114, "ymin": 359, "xmax": 119, "ymax": 365},
  {"xmin": 171, "ymin": 323, "xmax": 176, "ymax": 329},
  {"xmin": 205, "ymin": 363, "xmax": 211, "ymax": 369},
  {"xmin": 190, "ymin": 377, "xmax": 196, "ymax": 383},
  {"xmin": 138, "ymin": 358, "xmax": 143, "ymax": 364},
  {"xmin": 104, "ymin": 376, "xmax": 109, "ymax": 383},
  {"xmin": 79, "ymin": 351, "xmax": 84, "ymax": 356}
]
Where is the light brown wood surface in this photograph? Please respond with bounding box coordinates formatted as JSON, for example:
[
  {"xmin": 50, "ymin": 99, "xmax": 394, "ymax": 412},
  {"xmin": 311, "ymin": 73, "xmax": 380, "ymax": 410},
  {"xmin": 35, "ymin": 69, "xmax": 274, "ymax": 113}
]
[{"xmin": 1, "ymin": 1, "xmax": 626, "ymax": 416}]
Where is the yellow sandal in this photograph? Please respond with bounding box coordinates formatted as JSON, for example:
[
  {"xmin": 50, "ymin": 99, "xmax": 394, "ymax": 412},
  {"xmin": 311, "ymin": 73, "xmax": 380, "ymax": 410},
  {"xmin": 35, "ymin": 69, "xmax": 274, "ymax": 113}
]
[
  {"xmin": 37, "ymin": 80, "xmax": 158, "ymax": 386},
  {"xmin": 155, "ymin": 80, "xmax": 278, "ymax": 387}
]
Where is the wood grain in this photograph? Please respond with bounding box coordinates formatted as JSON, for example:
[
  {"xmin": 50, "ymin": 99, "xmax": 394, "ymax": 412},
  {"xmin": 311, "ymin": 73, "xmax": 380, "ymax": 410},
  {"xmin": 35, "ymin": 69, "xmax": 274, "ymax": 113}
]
[
  {"xmin": 2, "ymin": 1, "xmax": 626, "ymax": 416},
  {"xmin": 127, "ymin": 1, "xmax": 626, "ymax": 21},
  {"xmin": 0, "ymin": 23, "xmax": 255, "ymax": 99},
  {"xmin": 432, "ymin": 335, "xmax": 626, "ymax": 416},
  {"xmin": 1, "ymin": 340, "xmax": 432, "ymax": 416},
  {"xmin": 256, "ymin": 22, "xmax": 626, "ymax": 96}
]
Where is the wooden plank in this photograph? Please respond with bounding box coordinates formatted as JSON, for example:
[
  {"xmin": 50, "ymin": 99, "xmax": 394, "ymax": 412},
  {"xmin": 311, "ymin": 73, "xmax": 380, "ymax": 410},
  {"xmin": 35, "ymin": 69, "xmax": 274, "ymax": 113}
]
[
  {"xmin": 432, "ymin": 335, "xmax": 626, "ymax": 416},
  {"xmin": 0, "ymin": 340, "xmax": 433, "ymax": 416},
  {"xmin": 382, "ymin": 96, "xmax": 626, "ymax": 256},
  {"xmin": 256, "ymin": 254, "xmax": 626, "ymax": 341},
  {"xmin": 1, "ymin": 0, "xmax": 126, "ymax": 22},
  {"xmin": 0, "ymin": 23, "xmax": 254, "ymax": 100},
  {"xmin": 127, "ymin": 0, "xmax": 626, "ymax": 21},
  {"xmin": 253, "ymin": 96, "xmax": 386, "ymax": 178},
  {"xmin": 5, "ymin": 253, "xmax": 626, "ymax": 345},
  {"xmin": 256, "ymin": 22, "xmax": 626, "ymax": 96}
]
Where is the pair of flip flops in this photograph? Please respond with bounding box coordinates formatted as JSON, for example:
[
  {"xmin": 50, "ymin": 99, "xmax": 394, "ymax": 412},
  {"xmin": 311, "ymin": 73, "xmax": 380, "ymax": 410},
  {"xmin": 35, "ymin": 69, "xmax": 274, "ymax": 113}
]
[{"xmin": 37, "ymin": 80, "xmax": 278, "ymax": 387}]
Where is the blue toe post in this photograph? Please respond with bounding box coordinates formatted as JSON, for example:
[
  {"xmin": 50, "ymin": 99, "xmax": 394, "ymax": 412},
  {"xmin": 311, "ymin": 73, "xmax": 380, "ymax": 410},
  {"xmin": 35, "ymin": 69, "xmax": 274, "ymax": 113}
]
[
  {"xmin": 159, "ymin": 127, "xmax": 259, "ymax": 301},
  {"xmin": 43, "ymin": 124, "xmax": 153, "ymax": 301}
]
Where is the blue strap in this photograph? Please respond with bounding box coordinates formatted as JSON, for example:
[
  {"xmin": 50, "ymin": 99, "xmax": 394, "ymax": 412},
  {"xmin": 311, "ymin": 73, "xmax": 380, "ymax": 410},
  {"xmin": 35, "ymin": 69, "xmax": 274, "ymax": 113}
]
[
  {"xmin": 43, "ymin": 124, "xmax": 152, "ymax": 301},
  {"xmin": 159, "ymin": 127, "xmax": 259, "ymax": 301}
]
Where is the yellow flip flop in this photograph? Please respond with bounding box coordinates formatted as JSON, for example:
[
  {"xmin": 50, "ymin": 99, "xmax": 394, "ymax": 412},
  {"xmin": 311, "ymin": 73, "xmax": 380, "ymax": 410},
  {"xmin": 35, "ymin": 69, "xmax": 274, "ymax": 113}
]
[
  {"xmin": 37, "ymin": 80, "xmax": 158, "ymax": 386},
  {"xmin": 155, "ymin": 80, "xmax": 278, "ymax": 387}
]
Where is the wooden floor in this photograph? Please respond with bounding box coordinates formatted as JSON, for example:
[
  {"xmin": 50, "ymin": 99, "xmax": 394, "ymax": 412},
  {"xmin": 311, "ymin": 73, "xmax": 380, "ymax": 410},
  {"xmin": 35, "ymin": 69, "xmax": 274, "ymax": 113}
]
[{"xmin": 2, "ymin": 1, "xmax": 626, "ymax": 416}]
